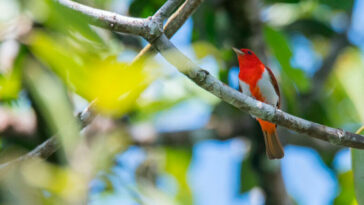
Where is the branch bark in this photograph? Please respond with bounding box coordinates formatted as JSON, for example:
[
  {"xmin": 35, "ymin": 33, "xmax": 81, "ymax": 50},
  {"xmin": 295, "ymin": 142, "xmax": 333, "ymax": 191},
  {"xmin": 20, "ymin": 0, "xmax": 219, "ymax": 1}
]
[
  {"xmin": 132, "ymin": 0, "xmax": 204, "ymax": 63},
  {"xmin": 153, "ymin": 0, "xmax": 184, "ymax": 24},
  {"xmin": 11, "ymin": 0, "xmax": 364, "ymax": 169},
  {"xmin": 151, "ymin": 33, "xmax": 364, "ymax": 149},
  {"xmin": 49, "ymin": 0, "xmax": 364, "ymax": 149},
  {"xmin": 55, "ymin": 0, "xmax": 158, "ymax": 40}
]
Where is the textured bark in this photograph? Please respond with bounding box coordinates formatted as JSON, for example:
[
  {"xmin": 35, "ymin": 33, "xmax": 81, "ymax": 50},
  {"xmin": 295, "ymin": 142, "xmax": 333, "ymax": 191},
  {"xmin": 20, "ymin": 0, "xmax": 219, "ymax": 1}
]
[
  {"xmin": 2, "ymin": 0, "xmax": 364, "ymax": 173},
  {"xmin": 151, "ymin": 34, "xmax": 364, "ymax": 149},
  {"xmin": 132, "ymin": 0, "xmax": 204, "ymax": 63}
]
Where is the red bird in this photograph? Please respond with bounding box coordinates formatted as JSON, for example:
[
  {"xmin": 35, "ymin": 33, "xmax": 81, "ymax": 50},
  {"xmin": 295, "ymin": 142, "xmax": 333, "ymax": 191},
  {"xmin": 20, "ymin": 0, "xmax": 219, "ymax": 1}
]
[{"xmin": 233, "ymin": 48, "xmax": 284, "ymax": 159}]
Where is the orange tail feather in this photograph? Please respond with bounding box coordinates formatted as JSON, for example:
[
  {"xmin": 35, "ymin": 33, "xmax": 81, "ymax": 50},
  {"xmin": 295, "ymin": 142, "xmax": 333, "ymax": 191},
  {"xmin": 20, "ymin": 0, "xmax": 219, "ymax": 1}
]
[{"xmin": 257, "ymin": 119, "xmax": 284, "ymax": 159}]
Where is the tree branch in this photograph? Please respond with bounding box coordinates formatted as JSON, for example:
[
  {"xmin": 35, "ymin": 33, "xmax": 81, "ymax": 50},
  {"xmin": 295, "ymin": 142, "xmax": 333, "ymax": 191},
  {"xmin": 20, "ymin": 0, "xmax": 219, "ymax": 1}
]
[
  {"xmin": 132, "ymin": 0, "xmax": 204, "ymax": 63},
  {"xmin": 55, "ymin": 0, "xmax": 158, "ymax": 40},
  {"xmin": 0, "ymin": 138, "xmax": 57, "ymax": 170},
  {"xmin": 42, "ymin": 0, "xmax": 364, "ymax": 150},
  {"xmin": 153, "ymin": 0, "xmax": 184, "ymax": 24},
  {"xmin": 150, "ymin": 34, "xmax": 364, "ymax": 149},
  {"xmin": 0, "ymin": 0, "xmax": 192, "ymax": 171},
  {"xmin": 0, "ymin": 104, "xmax": 95, "ymax": 171}
]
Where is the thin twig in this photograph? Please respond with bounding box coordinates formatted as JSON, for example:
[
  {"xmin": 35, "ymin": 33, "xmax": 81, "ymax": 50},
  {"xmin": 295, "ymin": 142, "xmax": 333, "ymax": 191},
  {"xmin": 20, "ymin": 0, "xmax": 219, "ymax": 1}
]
[
  {"xmin": 132, "ymin": 0, "xmax": 204, "ymax": 63},
  {"xmin": 51, "ymin": 0, "xmax": 364, "ymax": 147},
  {"xmin": 153, "ymin": 0, "xmax": 184, "ymax": 24},
  {"xmin": 0, "ymin": 104, "xmax": 95, "ymax": 171},
  {"xmin": 7, "ymin": 0, "xmax": 363, "ymax": 171},
  {"xmin": 356, "ymin": 126, "xmax": 364, "ymax": 135}
]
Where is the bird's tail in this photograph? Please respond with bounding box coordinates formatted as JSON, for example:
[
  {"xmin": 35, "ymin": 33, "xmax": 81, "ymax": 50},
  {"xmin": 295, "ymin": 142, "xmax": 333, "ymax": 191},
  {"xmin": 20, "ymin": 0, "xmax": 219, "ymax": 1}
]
[{"xmin": 257, "ymin": 119, "xmax": 284, "ymax": 159}]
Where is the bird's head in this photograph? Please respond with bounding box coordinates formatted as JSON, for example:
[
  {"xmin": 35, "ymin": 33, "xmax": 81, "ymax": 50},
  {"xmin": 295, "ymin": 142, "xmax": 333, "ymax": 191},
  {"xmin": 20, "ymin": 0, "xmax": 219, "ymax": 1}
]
[{"xmin": 232, "ymin": 47, "xmax": 262, "ymax": 69}]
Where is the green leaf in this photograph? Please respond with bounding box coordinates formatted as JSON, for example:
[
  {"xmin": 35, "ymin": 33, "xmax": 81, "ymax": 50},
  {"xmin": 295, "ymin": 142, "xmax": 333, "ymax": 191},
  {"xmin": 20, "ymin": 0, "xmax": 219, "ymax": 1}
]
[
  {"xmin": 352, "ymin": 149, "xmax": 364, "ymax": 205},
  {"xmin": 334, "ymin": 171, "xmax": 357, "ymax": 205},
  {"xmin": 0, "ymin": 45, "xmax": 26, "ymax": 100},
  {"xmin": 264, "ymin": 25, "xmax": 310, "ymax": 93},
  {"xmin": 334, "ymin": 48, "xmax": 364, "ymax": 122},
  {"xmin": 334, "ymin": 48, "xmax": 364, "ymax": 204},
  {"xmin": 30, "ymin": 31, "xmax": 155, "ymax": 116},
  {"xmin": 352, "ymin": 125, "xmax": 364, "ymax": 205}
]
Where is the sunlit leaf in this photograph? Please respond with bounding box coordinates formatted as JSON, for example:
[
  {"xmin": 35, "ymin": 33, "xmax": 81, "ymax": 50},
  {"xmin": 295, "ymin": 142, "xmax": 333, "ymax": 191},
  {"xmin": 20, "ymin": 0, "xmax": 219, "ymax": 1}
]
[
  {"xmin": 352, "ymin": 128, "xmax": 364, "ymax": 205},
  {"xmin": 352, "ymin": 148, "xmax": 364, "ymax": 205},
  {"xmin": 334, "ymin": 48, "xmax": 364, "ymax": 122},
  {"xmin": 0, "ymin": 71, "xmax": 21, "ymax": 100},
  {"xmin": 333, "ymin": 48, "xmax": 364, "ymax": 205},
  {"xmin": 334, "ymin": 171, "xmax": 357, "ymax": 205},
  {"xmin": 0, "ymin": 46, "xmax": 25, "ymax": 100},
  {"xmin": 29, "ymin": 31, "xmax": 157, "ymax": 116}
]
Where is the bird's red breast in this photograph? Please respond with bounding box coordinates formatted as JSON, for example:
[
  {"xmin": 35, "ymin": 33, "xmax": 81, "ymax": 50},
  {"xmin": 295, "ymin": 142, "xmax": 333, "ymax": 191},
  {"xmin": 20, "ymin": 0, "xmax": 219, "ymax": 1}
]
[{"xmin": 233, "ymin": 47, "xmax": 284, "ymax": 159}]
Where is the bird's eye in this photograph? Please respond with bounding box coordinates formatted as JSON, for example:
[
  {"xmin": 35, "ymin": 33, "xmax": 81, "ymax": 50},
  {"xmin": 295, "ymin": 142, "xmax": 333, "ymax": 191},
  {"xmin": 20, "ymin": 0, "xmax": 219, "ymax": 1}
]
[{"xmin": 247, "ymin": 51, "xmax": 252, "ymax": 55}]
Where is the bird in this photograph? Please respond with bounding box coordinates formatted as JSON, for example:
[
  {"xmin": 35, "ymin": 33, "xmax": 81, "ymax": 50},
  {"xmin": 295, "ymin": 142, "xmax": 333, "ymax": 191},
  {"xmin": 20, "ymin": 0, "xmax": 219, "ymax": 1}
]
[{"xmin": 233, "ymin": 47, "xmax": 284, "ymax": 159}]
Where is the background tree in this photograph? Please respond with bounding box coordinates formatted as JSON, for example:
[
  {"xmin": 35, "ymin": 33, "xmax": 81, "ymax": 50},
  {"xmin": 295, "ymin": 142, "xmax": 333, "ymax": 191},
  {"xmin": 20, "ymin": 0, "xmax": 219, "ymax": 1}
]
[{"xmin": 0, "ymin": 0, "xmax": 363, "ymax": 204}]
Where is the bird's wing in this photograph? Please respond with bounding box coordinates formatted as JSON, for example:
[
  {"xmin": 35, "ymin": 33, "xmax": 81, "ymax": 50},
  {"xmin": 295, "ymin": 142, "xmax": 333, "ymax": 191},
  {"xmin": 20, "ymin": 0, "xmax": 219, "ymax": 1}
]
[{"xmin": 265, "ymin": 66, "xmax": 281, "ymax": 109}]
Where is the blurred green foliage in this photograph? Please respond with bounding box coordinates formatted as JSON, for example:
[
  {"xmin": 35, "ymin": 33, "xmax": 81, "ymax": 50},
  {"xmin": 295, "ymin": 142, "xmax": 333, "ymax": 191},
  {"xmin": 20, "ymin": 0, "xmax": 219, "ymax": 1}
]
[
  {"xmin": 352, "ymin": 128, "xmax": 364, "ymax": 205},
  {"xmin": 264, "ymin": 26, "xmax": 310, "ymax": 93},
  {"xmin": 239, "ymin": 156, "xmax": 259, "ymax": 193},
  {"xmin": 0, "ymin": 0, "xmax": 363, "ymax": 204},
  {"xmin": 334, "ymin": 171, "xmax": 357, "ymax": 205},
  {"xmin": 165, "ymin": 147, "xmax": 193, "ymax": 204},
  {"xmin": 129, "ymin": 0, "xmax": 165, "ymax": 17},
  {"xmin": 0, "ymin": 51, "xmax": 23, "ymax": 100},
  {"xmin": 30, "ymin": 31, "xmax": 155, "ymax": 116}
]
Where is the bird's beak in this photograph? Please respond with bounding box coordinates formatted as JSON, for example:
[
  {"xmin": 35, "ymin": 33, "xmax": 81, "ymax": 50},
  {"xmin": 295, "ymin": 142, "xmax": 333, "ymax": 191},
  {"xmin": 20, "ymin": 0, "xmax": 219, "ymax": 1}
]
[{"xmin": 232, "ymin": 47, "xmax": 245, "ymax": 56}]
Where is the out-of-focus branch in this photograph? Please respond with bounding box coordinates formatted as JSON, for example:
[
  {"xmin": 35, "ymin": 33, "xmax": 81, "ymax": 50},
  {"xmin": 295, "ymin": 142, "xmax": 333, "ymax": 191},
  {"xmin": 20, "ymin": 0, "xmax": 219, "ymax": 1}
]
[
  {"xmin": 302, "ymin": 33, "xmax": 350, "ymax": 104},
  {"xmin": 0, "ymin": 104, "xmax": 95, "ymax": 171},
  {"xmin": 0, "ymin": 137, "xmax": 58, "ymax": 170},
  {"xmin": 164, "ymin": 0, "xmax": 203, "ymax": 38},
  {"xmin": 0, "ymin": 0, "xmax": 191, "ymax": 171},
  {"xmin": 37, "ymin": 0, "xmax": 364, "ymax": 150}
]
